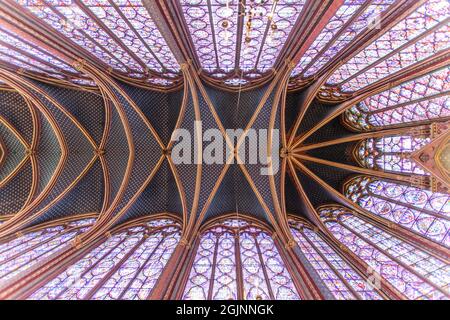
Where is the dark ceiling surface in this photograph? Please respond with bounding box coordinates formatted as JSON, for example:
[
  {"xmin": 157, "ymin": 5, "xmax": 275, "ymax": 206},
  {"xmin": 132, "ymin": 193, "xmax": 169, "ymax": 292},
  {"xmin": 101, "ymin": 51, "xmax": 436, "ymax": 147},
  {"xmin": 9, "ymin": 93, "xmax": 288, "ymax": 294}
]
[
  {"xmin": 0, "ymin": 69, "xmax": 359, "ymax": 233},
  {"xmin": 0, "ymin": 75, "xmax": 358, "ymax": 232}
]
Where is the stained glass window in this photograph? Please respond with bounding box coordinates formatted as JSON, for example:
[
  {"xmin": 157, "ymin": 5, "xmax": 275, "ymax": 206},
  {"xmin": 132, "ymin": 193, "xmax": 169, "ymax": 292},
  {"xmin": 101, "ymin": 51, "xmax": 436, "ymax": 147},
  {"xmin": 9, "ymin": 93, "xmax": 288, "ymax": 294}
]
[
  {"xmin": 28, "ymin": 218, "xmax": 181, "ymax": 300},
  {"xmin": 354, "ymin": 135, "xmax": 431, "ymax": 175},
  {"xmin": 183, "ymin": 218, "xmax": 300, "ymax": 300},
  {"xmin": 345, "ymin": 176, "xmax": 450, "ymax": 247},
  {"xmin": 243, "ymin": 0, "xmax": 305, "ymax": 74},
  {"xmin": 180, "ymin": 0, "xmax": 306, "ymax": 83},
  {"xmin": 344, "ymin": 67, "xmax": 450, "ymax": 130},
  {"xmin": 291, "ymin": 0, "xmax": 396, "ymax": 78},
  {"xmin": 181, "ymin": 0, "xmax": 239, "ymax": 75},
  {"xmin": 13, "ymin": 0, "xmax": 180, "ymax": 86},
  {"xmin": 319, "ymin": 205, "xmax": 450, "ymax": 299},
  {"xmin": 0, "ymin": 217, "xmax": 95, "ymax": 283},
  {"xmin": 326, "ymin": 0, "xmax": 450, "ymax": 92},
  {"xmin": 289, "ymin": 218, "xmax": 383, "ymax": 300}
]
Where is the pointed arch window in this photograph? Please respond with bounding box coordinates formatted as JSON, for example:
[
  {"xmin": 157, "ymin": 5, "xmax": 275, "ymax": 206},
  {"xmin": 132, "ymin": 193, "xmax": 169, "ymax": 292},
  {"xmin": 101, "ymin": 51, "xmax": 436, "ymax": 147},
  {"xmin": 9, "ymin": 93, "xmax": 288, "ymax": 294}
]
[
  {"xmin": 182, "ymin": 218, "xmax": 300, "ymax": 300},
  {"xmin": 345, "ymin": 176, "xmax": 450, "ymax": 247},
  {"xmin": 0, "ymin": 217, "xmax": 95, "ymax": 283},
  {"xmin": 344, "ymin": 67, "xmax": 450, "ymax": 130},
  {"xmin": 28, "ymin": 218, "xmax": 181, "ymax": 300},
  {"xmin": 291, "ymin": 0, "xmax": 396, "ymax": 78},
  {"xmin": 354, "ymin": 134, "xmax": 431, "ymax": 175},
  {"xmin": 180, "ymin": 0, "xmax": 306, "ymax": 82},
  {"xmin": 319, "ymin": 205, "xmax": 450, "ymax": 299},
  {"xmin": 13, "ymin": 0, "xmax": 180, "ymax": 85},
  {"xmin": 245, "ymin": 0, "xmax": 306, "ymax": 74},
  {"xmin": 0, "ymin": 24, "xmax": 94, "ymax": 86},
  {"xmin": 289, "ymin": 218, "xmax": 383, "ymax": 300},
  {"xmin": 326, "ymin": 0, "xmax": 450, "ymax": 92}
]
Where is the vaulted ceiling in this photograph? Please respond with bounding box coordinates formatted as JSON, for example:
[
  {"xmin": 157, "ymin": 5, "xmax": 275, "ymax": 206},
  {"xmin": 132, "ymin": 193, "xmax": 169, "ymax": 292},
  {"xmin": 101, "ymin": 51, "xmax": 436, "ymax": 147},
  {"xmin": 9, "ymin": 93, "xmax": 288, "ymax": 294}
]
[{"xmin": 0, "ymin": 0, "xmax": 448, "ymax": 252}]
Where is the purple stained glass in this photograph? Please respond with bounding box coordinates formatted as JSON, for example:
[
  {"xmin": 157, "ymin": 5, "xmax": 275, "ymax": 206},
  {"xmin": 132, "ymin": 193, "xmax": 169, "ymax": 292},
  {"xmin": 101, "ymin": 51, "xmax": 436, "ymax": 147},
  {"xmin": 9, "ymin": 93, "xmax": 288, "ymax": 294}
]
[
  {"xmin": 319, "ymin": 206, "xmax": 450, "ymax": 299},
  {"xmin": 365, "ymin": 67, "xmax": 450, "ymax": 111},
  {"xmin": 0, "ymin": 26, "xmax": 78, "ymax": 74},
  {"xmin": 256, "ymin": 232, "xmax": 299, "ymax": 300},
  {"xmin": 289, "ymin": 219, "xmax": 383, "ymax": 300},
  {"xmin": 183, "ymin": 229, "xmax": 218, "ymax": 300},
  {"xmin": 368, "ymin": 95, "xmax": 450, "ymax": 127},
  {"xmin": 255, "ymin": 0, "xmax": 306, "ymax": 73},
  {"xmin": 355, "ymin": 135, "xmax": 431, "ymax": 175},
  {"xmin": 292, "ymin": 0, "xmax": 369, "ymax": 77},
  {"xmin": 240, "ymin": 231, "xmax": 272, "ymax": 300},
  {"xmin": 303, "ymin": 0, "xmax": 396, "ymax": 78},
  {"xmin": 0, "ymin": 53, "xmax": 42, "ymax": 74},
  {"xmin": 183, "ymin": 218, "xmax": 300, "ymax": 300},
  {"xmin": 28, "ymin": 232, "xmax": 128, "ymax": 300},
  {"xmin": 0, "ymin": 218, "xmax": 94, "ymax": 284},
  {"xmin": 18, "ymin": 1, "xmax": 135, "ymax": 72},
  {"xmin": 84, "ymin": 0, "xmax": 179, "ymax": 73},
  {"xmin": 13, "ymin": 0, "xmax": 180, "ymax": 83},
  {"xmin": 181, "ymin": 0, "xmax": 238, "ymax": 73},
  {"xmin": 344, "ymin": 67, "xmax": 450, "ymax": 130},
  {"xmin": 211, "ymin": 232, "xmax": 238, "ymax": 300},
  {"xmin": 70, "ymin": 78, "xmax": 97, "ymax": 86},
  {"xmin": 181, "ymin": 0, "xmax": 305, "ymax": 81},
  {"xmin": 92, "ymin": 229, "xmax": 180, "ymax": 300},
  {"xmin": 327, "ymin": 0, "xmax": 450, "ymax": 91},
  {"xmin": 27, "ymin": 218, "xmax": 181, "ymax": 300},
  {"xmin": 341, "ymin": 24, "xmax": 450, "ymax": 92},
  {"xmin": 345, "ymin": 176, "xmax": 450, "ymax": 247},
  {"xmin": 0, "ymin": 46, "xmax": 62, "ymax": 75}
]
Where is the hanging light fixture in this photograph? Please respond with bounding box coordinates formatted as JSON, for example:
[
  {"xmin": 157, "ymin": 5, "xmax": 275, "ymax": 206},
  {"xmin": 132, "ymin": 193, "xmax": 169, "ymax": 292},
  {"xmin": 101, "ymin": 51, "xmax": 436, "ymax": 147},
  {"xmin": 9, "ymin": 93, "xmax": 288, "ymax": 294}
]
[
  {"xmin": 221, "ymin": 0, "xmax": 232, "ymax": 44},
  {"xmin": 244, "ymin": 0, "xmax": 279, "ymax": 44}
]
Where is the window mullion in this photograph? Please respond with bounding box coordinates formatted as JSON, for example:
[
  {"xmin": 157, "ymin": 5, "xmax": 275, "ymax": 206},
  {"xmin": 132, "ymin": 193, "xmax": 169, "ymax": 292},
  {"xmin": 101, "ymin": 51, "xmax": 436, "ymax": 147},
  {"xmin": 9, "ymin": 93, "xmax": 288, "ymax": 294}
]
[
  {"xmin": 301, "ymin": 0, "xmax": 373, "ymax": 76},
  {"xmin": 338, "ymin": 18, "xmax": 449, "ymax": 86},
  {"xmin": 366, "ymin": 190, "xmax": 449, "ymax": 221},
  {"xmin": 254, "ymin": 235, "xmax": 275, "ymax": 300},
  {"xmin": 368, "ymin": 91, "xmax": 450, "ymax": 115},
  {"xmin": 53, "ymin": 236, "xmax": 127, "ymax": 300}
]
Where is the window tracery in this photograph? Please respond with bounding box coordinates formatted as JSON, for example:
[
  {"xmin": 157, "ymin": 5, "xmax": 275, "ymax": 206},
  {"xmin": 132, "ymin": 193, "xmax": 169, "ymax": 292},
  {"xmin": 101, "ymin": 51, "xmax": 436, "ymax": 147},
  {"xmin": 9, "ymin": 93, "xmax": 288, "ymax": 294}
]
[
  {"xmin": 291, "ymin": 0, "xmax": 396, "ymax": 79},
  {"xmin": 180, "ymin": 0, "xmax": 306, "ymax": 85},
  {"xmin": 344, "ymin": 67, "xmax": 450, "ymax": 130},
  {"xmin": 289, "ymin": 218, "xmax": 383, "ymax": 300},
  {"xmin": 327, "ymin": 0, "xmax": 450, "ymax": 93},
  {"xmin": 345, "ymin": 176, "xmax": 450, "ymax": 247},
  {"xmin": 13, "ymin": 0, "xmax": 180, "ymax": 86},
  {"xmin": 354, "ymin": 135, "xmax": 431, "ymax": 175}
]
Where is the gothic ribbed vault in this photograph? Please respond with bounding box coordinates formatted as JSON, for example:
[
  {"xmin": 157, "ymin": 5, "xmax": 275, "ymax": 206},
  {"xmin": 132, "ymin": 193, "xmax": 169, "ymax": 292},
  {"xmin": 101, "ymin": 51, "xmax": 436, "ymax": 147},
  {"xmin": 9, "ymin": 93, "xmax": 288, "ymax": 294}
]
[{"xmin": 0, "ymin": 0, "xmax": 449, "ymax": 300}]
